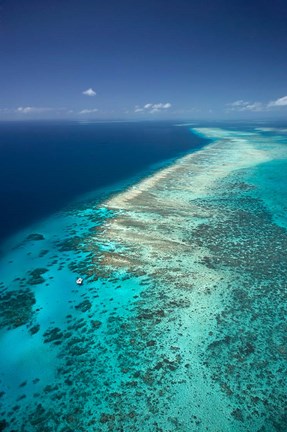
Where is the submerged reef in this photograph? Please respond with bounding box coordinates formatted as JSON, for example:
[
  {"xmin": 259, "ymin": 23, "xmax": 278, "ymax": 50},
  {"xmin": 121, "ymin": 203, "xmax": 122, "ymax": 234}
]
[
  {"xmin": 26, "ymin": 234, "xmax": 45, "ymax": 242},
  {"xmin": 1, "ymin": 128, "xmax": 287, "ymax": 431},
  {"xmin": 0, "ymin": 288, "xmax": 36, "ymax": 330},
  {"xmin": 27, "ymin": 268, "xmax": 48, "ymax": 285}
]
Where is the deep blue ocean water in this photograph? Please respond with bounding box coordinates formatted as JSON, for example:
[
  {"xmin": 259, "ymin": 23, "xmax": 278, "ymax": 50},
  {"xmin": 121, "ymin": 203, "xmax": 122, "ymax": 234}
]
[{"xmin": 0, "ymin": 121, "xmax": 205, "ymax": 246}]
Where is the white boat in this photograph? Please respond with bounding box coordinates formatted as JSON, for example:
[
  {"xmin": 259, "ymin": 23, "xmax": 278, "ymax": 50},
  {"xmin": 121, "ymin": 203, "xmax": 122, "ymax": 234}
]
[{"xmin": 76, "ymin": 277, "xmax": 83, "ymax": 285}]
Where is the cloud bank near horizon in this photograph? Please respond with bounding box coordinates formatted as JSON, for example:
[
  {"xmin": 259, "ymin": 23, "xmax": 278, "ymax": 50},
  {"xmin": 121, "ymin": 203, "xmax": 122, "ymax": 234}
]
[
  {"xmin": 79, "ymin": 108, "xmax": 99, "ymax": 114},
  {"xmin": 135, "ymin": 102, "xmax": 172, "ymax": 114},
  {"xmin": 1, "ymin": 93, "xmax": 287, "ymax": 119},
  {"xmin": 227, "ymin": 95, "xmax": 287, "ymax": 112},
  {"xmin": 16, "ymin": 106, "xmax": 53, "ymax": 114}
]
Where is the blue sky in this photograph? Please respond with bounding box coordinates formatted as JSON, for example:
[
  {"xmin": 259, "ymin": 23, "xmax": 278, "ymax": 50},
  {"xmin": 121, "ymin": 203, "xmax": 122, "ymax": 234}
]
[{"xmin": 0, "ymin": 0, "xmax": 287, "ymax": 120}]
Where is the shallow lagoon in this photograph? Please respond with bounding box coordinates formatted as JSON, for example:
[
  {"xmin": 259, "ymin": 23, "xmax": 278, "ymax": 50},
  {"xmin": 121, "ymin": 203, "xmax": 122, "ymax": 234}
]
[{"xmin": 0, "ymin": 126, "xmax": 287, "ymax": 431}]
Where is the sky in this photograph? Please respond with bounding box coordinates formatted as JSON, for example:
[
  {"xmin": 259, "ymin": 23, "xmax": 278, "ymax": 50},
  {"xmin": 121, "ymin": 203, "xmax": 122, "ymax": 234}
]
[{"xmin": 0, "ymin": 0, "xmax": 287, "ymax": 120}]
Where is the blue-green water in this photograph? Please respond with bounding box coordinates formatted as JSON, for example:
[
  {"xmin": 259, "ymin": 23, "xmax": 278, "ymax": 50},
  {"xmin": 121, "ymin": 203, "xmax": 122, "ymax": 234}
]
[{"xmin": 0, "ymin": 125, "xmax": 287, "ymax": 431}]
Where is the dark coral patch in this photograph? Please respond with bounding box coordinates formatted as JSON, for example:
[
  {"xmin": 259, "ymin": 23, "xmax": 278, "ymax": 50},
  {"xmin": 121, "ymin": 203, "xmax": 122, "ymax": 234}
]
[
  {"xmin": 75, "ymin": 300, "xmax": 92, "ymax": 312},
  {"xmin": 26, "ymin": 233, "xmax": 45, "ymax": 241},
  {"xmin": 0, "ymin": 289, "xmax": 36, "ymax": 329},
  {"xmin": 28, "ymin": 268, "xmax": 48, "ymax": 285}
]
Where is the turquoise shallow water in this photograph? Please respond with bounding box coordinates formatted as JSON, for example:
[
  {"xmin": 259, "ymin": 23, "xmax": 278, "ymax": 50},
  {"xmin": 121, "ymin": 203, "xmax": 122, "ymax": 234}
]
[
  {"xmin": 0, "ymin": 204, "xmax": 148, "ymax": 431},
  {"xmin": 0, "ymin": 126, "xmax": 287, "ymax": 431}
]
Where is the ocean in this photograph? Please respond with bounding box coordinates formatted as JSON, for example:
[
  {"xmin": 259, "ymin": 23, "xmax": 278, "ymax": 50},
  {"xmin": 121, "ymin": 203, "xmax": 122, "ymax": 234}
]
[
  {"xmin": 0, "ymin": 121, "xmax": 204, "ymax": 247},
  {"xmin": 0, "ymin": 122, "xmax": 286, "ymax": 431}
]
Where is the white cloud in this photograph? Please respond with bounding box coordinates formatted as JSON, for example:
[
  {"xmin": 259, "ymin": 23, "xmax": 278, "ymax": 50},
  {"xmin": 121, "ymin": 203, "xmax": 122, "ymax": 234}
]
[
  {"xmin": 153, "ymin": 102, "xmax": 171, "ymax": 109},
  {"xmin": 229, "ymin": 100, "xmax": 248, "ymax": 107},
  {"xmin": 16, "ymin": 106, "xmax": 53, "ymax": 114},
  {"xmin": 244, "ymin": 102, "xmax": 264, "ymax": 112},
  {"xmin": 135, "ymin": 102, "xmax": 172, "ymax": 114},
  {"xmin": 268, "ymin": 96, "xmax": 287, "ymax": 107},
  {"xmin": 82, "ymin": 88, "xmax": 96, "ymax": 96},
  {"xmin": 227, "ymin": 100, "xmax": 264, "ymax": 112},
  {"xmin": 228, "ymin": 95, "xmax": 287, "ymax": 113},
  {"xmin": 79, "ymin": 108, "xmax": 99, "ymax": 115},
  {"xmin": 17, "ymin": 106, "xmax": 33, "ymax": 113}
]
